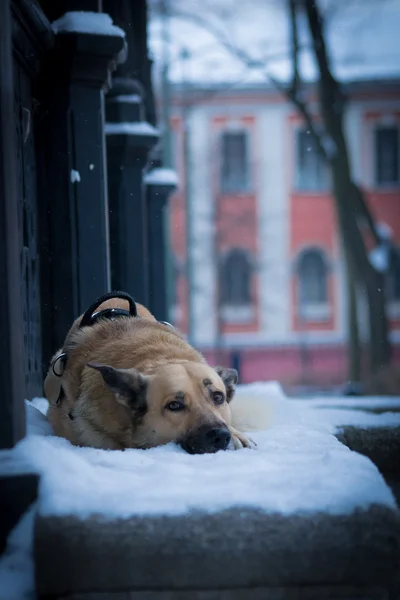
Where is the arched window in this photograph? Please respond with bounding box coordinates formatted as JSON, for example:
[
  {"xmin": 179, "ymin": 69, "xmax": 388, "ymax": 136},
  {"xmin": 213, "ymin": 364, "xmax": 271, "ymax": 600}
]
[
  {"xmin": 220, "ymin": 249, "xmax": 252, "ymax": 307},
  {"xmin": 387, "ymin": 248, "xmax": 400, "ymax": 302},
  {"xmin": 297, "ymin": 248, "xmax": 328, "ymax": 313}
]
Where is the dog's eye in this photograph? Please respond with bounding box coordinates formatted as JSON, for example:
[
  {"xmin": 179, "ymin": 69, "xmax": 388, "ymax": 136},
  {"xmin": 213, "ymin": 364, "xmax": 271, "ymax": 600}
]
[
  {"xmin": 166, "ymin": 400, "xmax": 185, "ymax": 412},
  {"xmin": 212, "ymin": 391, "xmax": 224, "ymax": 405}
]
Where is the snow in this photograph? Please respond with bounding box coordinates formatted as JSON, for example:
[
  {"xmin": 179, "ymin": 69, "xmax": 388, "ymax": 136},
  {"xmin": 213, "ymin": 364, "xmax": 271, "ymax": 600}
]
[
  {"xmin": 52, "ymin": 12, "xmax": 125, "ymax": 38},
  {"xmin": 297, "ymin": 395, "xmax": 400, "ymax": 410},
  {"xmin": 144, "ymin": 167, "xmax": 179, "ymax": 186},
  {"xmin": 235, "ymin": 382, "xmax": 400, "ymax": 432},
  {"xmin": 104, "ymin": 122, "xmax": 159, "ymax": 136},
  {"xmin": 369, "ymin": 245, "xmax": 389, "ymax": 273},
  {"xmin": 108, "ymin": 94, "xmax": 142, "ymax": 104},
  {"xmin": 0, "ymin": 389, "xmax": 397, "ymax": 522},
  {"xmin": 320, "ymin": 135, "xmax": 337, "ymax": 160},
  {"xmin": 0, "ymin": 506, "xmax": 35, "ymax": 600},
  {"xmin": 1, "ymin": 386, "xmax": 400, "ymax": 598},
  {"xmin": 70, "ymin": 169, "xmax": 81, "ymax": 184},
  {"xmin": 377, "ymin": 222, "xmax": 393, "ymax": 241}
]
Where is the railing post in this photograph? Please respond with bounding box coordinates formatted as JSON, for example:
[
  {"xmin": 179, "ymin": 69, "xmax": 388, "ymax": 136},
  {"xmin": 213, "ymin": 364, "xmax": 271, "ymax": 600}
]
[
  {"xmin": 105, "ymin": 80, "xmax": 159, "ymax": 305},
  {"xmin": 145, "ymin": 159, "xmax": 178, "ymax": 321},
  {"xmin": 35, "ymin": 12, "xmax": 125, "ymax": 354},
  {"xmin": 0, "ymin": 0, "xmax": 39, "ymax": 556},
  {"xmin": 0, "ymin": 0, "xmax": 26, "ymax": 449}
]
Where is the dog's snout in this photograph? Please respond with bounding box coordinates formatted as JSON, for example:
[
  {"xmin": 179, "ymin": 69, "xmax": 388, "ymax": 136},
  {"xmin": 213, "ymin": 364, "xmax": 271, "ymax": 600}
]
[
  {"xmin": 180, "ymin": 425, "xmax": 231, "ymax": 454},
  {"xmin": 205, "ymin": 427, "xmax": 231, "ymax": 450}
]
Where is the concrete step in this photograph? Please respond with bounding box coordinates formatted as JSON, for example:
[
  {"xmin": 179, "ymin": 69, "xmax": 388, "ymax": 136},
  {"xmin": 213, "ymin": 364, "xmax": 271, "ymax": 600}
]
[{"xmin": 35, "ymin": 505, "xmax": 400, "ymax": 600}]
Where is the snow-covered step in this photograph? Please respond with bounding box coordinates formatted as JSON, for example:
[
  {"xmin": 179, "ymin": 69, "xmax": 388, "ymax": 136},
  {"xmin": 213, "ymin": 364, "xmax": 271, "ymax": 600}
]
[{"xmin": 2, "ymin": 392, "xmax": 400, "ymax": 599}]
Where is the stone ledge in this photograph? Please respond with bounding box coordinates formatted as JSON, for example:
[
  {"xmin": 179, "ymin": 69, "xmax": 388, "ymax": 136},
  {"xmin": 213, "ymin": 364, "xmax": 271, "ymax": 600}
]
[
  {"xmin": 336, "ymin": 426, "xmax": 400, "ymax": 474},
  {"xmin": 35, "ymin": 506, "xmax": 400, "ymax": 598},
  {"xmin": 49, "ymin": 585, "xmax": 393, "ymax": 600}
]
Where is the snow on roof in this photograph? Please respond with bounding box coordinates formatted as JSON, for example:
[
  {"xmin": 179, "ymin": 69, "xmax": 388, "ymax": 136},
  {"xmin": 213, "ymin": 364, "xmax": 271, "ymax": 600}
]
[
  {"xmin": 107, "ymin": 94, "xmax": 142, "ymax": 104},
  {"xmin": 144, "ymin": 167, "xmax": 179, "ymax": 186},
  {"xmin": 149, "ymin": 0, "xmax": 400, "ymax": 87},
  {"xmin": 52, "ymin": 11, "xmax": 125, "ymax": 38},
  {"xmin": 104, "ymin": 122, "xmax": 159, "ymax": 136}
]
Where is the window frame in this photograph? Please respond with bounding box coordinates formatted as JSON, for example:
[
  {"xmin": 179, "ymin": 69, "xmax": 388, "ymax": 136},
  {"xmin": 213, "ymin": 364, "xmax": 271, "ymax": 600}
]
[
  {"xmin": 219, "ymin": 248, "xmax": 255, "ymax": 323},
  {"xmin": 219, "ymin": 130, "xmax": 251, "ymax": 194},
  {"xmin": 295, "ymin": 248, "xmax": 331, "ymax": 322},
  {"xmin": 294, "ymin": 126, "xmax": 330, "ymax": 193},
  {"xmin": 374, "ymin": 124, "xmax": 400, "ymax": 189},
  {"xmin": 386, "ymin": 247, "xmax": 400, "ymax": 318}
]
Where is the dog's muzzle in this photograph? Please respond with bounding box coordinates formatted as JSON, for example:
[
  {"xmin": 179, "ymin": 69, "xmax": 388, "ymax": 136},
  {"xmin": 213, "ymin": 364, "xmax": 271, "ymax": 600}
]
[{"xmin": 180, "ymin": 424, "xmax": 231, "ymax": 455}]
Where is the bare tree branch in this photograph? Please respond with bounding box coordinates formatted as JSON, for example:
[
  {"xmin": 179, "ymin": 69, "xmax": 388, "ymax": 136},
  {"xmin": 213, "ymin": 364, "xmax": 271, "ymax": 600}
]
[{"xmin": 303, "ymin": 0, "xmax": 381, "ymax": 245}]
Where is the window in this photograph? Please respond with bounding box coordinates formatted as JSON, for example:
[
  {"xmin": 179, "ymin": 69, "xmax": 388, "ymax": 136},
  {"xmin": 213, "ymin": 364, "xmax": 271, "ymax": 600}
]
[
  {"xmin": 375, "ymin": 126, "xmax": 399, "ymax": 186},
  {"xmin": 297, "ymin": 248, "xmax": 329, "ymax": 320},
  {"xmin": 295, "ymin": 129, "xmax": 328, "ymax": 191},
  {"xmin": 387, "ymin": 248, "xmax": 400, "ymax": 303},
  {"xmin": 220, "ymin": 131, "xmax": 250, "ymax": 193},
  {"xmin": 220, "ymin": 249, "xmax": 252, "ymax": 306}
]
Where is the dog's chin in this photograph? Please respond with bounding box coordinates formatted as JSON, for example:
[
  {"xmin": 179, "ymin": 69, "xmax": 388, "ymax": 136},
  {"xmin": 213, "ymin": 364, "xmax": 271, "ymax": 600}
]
[
  {"xmin": 179, "ymin": 441, "xmax": 222, "ymax": 455},
  {"xmin": 179, "ymin": 441, "xmax": 210, "ymax": 455}
]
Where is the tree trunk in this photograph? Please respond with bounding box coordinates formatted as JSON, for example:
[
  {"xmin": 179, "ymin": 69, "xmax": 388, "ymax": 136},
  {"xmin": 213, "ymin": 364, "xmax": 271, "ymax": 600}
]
[
  {"xmin": 332, "ymin": 167, "xmax": 390, "ymax": 370},
  {"xmin": 343, "ymin": 244, "xmax": 361, "ymax": 382},
  {"xmin": 304, "ymin": 0, "xmax": 391, "ymax": 372}
]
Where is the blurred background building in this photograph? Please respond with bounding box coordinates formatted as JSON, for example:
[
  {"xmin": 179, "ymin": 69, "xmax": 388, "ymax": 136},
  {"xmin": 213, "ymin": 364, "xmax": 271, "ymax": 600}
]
[{"xmin": 149, "ymin": 0, "xmax": 400, "ymax": 391}]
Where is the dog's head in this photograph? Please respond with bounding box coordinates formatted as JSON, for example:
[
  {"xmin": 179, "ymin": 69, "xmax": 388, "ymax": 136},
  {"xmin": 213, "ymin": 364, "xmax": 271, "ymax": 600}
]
[{"xmin": 87, "ymin": 361, "xmax": 238, "ymax": 454}]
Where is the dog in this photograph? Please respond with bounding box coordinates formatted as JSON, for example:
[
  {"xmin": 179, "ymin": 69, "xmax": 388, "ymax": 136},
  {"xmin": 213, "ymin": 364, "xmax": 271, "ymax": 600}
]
[{"xmin": 44, "ymin": 292, "xmax": 255, "ymax": 454}]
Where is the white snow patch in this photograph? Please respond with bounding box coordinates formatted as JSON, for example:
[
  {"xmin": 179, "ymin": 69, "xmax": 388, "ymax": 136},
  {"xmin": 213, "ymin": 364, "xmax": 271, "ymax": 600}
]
[
  {"xmin": 144, "ymin": 168, "xmax": 179, "ymax": 187},
  {"xmin": 108, "ymin": 94, "xmax": 141, "ymax": 104},
  {"xmin": 297, "ymin": 396, "xmax": 400, "ymax": 410},
  {"xmin": 369, "ymin": 245, "xmax": 389, "ymax": 273},
  {"xmin": 104, "ymin": 122, "xmax": 159, "ymax": 136},
  {"xmin": 0, "ymin": 506, "xmax": 36, "ymax": 600},
  {"xmin": 25, "ymin": 400, "xmax": 52, "ymax": 437},
  {"xmin": 0, "ymin": 394, "xmax": 396, "ymax": 521},
  {"xmin": 70, "ymin": 169, "xmax": 81, "ymax": 184},
  {"xmin": 320, "ymin": 135, "xmax": 337, "ymax": 159},
  {"xmin": 52, "ymin": 12, "xmax": 125, "ymax": 38},
  {"xmin": 234, "ymin": 386, "xmax": 400, "ymax": 432},
  {"xmin": 377, "ymin": 222, "xmax": 393, "ymax": 241}
]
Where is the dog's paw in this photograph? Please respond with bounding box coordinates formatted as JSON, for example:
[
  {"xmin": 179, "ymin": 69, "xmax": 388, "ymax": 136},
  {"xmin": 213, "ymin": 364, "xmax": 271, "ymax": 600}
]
[{"xmin": 229, "ymin": 427, "xmax": 257, "ymax": 451}]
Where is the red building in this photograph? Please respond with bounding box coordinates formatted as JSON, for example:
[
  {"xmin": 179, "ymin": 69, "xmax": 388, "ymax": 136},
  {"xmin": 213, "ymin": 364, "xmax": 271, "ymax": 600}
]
[{"xmin": 165, "ymin": 80, "xmax": 400, "ymax": 389}]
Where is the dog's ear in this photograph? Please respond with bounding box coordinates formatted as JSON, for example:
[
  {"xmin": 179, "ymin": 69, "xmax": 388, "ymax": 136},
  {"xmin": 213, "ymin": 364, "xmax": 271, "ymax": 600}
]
[
  {"xmin": 214, "ymin": 366, "xmax": 238, "ymax": 402},
  {"xmin": 87, "ymin": 363, "xmax": 148, "ymax": 410}
]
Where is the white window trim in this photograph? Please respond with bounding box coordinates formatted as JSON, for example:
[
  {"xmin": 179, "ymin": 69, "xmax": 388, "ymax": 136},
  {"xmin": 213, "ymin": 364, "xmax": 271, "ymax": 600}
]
[
  {"xmin": 293, "ymin": 124, "xmax": 330, "ymax": 193},
  {"xmin": 220, "ymin": 305, "xmax": 254, "ymax": 324},
  {"xmin": 299, "ymin": 303, "xmax": 332, "ymax": 323}
]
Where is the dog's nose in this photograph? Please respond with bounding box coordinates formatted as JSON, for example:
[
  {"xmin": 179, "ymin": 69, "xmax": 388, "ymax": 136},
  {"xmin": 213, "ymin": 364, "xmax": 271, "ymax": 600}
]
[
  {"xmin": 205, "ymin": 427, "xmax": 231, "ymax": 451},
  {"xmin": 181, "ymin": 425, "xmax": 232, "ymax": 454}
]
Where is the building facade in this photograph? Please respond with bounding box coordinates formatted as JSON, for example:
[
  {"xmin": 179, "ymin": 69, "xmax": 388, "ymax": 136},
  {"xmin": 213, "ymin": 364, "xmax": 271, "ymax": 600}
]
[{"xmin": 167, "ymin": 81, "xmax": 400, "ymax": 389}]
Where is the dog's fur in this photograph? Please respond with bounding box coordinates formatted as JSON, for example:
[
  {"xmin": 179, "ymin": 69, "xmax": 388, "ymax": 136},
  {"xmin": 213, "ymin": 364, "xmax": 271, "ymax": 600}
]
[{"xmin": 44, "ymin": 298, "xmax": 255, "ymax": 454}]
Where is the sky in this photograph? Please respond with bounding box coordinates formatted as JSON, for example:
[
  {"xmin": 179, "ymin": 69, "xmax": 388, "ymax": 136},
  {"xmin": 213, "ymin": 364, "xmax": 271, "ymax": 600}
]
[{"xmin": 148, "ymin": 0, "xmax": 400, "ymax": 87}]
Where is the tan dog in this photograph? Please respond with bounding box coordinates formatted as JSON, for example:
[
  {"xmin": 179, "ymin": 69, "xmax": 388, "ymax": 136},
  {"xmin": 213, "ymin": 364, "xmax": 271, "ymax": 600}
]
[{"xmin": 44, "ymin": 295, "xmax": 254, "ymax": 454}]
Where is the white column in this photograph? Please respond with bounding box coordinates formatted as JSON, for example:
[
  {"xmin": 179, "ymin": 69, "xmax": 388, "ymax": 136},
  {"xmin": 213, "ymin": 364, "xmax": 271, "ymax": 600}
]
[
  {"xmin": 188, "ymin": 107, "xmax": 217, "ymax": 345},
  {"xmin": 257, "ymin": 105, "xmax": 291, "ymax": 340}
]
